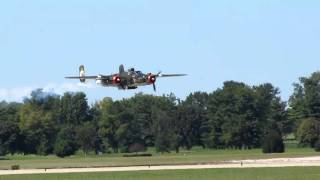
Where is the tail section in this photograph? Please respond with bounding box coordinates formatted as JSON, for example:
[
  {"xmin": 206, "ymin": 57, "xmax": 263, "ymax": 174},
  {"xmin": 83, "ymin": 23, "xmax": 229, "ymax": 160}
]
[
  {"xmin": 79, "ymin": 65, "xmax": 86, "ymax": 83},
  {"xmin": 119, "ymin": 64, "xmax": 125, "ymax": 74},
  {"xmin": 65, "ymin": 65, "xmax": 97, "ymax": 82}
]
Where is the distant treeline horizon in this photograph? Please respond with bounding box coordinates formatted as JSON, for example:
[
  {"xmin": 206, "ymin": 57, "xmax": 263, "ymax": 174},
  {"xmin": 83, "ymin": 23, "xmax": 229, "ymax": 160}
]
[{"xmin": 1, "ymin": 71, "xmax": 320, "ymax": 157}]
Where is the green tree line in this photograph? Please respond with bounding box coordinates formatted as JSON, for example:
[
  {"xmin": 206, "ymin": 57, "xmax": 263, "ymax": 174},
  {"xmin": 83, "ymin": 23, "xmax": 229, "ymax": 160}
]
[{"xmin": 1, "ymin": 72, "xmax": 320, "ymax": 157}]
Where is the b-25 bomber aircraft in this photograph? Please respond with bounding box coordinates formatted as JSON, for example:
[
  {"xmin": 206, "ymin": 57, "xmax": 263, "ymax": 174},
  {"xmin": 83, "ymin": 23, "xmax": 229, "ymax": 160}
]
[{"xmin": 65, "ymin": 65, "xmax": 187, "ymax": 91}]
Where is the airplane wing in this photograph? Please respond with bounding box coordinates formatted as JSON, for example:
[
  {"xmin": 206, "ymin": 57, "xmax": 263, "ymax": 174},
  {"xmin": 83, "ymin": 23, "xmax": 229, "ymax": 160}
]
[
  {"xmin": 65, "ymin": 75, "xmax": 114, "ymax": 80},
  {"xmin": 157, "ymin": 74, "xmax": 187, "ymax": 78}
]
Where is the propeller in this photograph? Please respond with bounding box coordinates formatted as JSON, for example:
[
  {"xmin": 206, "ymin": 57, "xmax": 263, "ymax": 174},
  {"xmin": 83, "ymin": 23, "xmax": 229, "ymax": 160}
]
[
  {"xmin": 150, "ymin": 71, "xmax": 187, "ymax": 92},
  {"xmin": 152, "ymin": 71, "xmax": 161, "ymax": 92},
  {"xmin": 153, "ymin": 83, "xmax": 156, "ymax": 92},
  {"xmin": 153, "ymin": 71, "xmax": 162, "ymax": 92}
]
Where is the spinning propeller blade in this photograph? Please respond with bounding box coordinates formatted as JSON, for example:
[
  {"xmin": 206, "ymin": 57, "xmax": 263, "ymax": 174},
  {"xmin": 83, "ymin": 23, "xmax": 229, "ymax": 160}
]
[{"xmin": 153, "ymin": 83, "xmax": 156, "ymax": 92}]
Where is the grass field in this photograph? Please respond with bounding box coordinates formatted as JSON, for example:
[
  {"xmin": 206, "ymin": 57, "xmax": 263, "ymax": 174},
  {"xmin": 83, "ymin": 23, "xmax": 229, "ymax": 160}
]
[
  {"xmin": 1, "ymin": 167, "xmax": 320, "ymax": 180},
  {"xmin": 0, "ymin": 147, "xmax": 318, "ymax": 170}
]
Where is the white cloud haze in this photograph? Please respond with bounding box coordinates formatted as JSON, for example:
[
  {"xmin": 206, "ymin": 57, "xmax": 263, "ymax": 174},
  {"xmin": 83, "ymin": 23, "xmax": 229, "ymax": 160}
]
[{"xmin": 0, "ymin": 82, "xmax": 96, "ymax": 102}]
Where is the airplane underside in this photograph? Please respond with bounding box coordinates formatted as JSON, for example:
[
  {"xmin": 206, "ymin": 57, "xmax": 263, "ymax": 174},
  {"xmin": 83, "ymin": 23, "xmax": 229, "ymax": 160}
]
[{"xmin": 99, "ymin": 81, "xmax": 150, "ymax": 90}]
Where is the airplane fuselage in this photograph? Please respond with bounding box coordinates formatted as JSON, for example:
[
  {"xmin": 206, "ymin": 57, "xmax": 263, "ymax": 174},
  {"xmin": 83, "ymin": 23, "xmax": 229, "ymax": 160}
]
[
  {"xmin": 96, "ymin": 70, "xmax": 154, "ymax": 90},
  {"xmin": 65, "ymin": 65, "xmax": 186, "ymax": 92}
]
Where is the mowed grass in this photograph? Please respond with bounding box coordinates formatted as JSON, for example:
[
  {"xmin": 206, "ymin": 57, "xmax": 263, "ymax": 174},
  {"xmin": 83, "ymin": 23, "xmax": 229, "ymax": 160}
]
[
  {"xmin": 1, "ymin": 167, "xmax": 320, "ymax": 180},
  {"xmin": 0, "ymin": 147, "xmax": 319, "ymax": 170}
]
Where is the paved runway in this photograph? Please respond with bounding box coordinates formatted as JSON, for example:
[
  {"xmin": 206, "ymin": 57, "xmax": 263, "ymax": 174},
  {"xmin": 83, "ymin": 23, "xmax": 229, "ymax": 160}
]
[{"xmin": 1, "ymin": 156, "xmax": 320, "ymax": 175}]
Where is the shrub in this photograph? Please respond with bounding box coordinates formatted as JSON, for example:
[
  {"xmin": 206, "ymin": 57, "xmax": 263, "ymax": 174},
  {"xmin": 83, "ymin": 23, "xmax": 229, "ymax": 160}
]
[
  {"xmin": 123, "ymin": 153, "xmax": 152, "ymax": 157},
  {"xmin": 128, "ymin": 143, "xmax": 146, "ymax": 154},
  {"xmin": 11, "ymin": 165, "xmax": 20, "ymax": 170},
  {"xmin": 297, "ymin": 118, "xmax": 320, "ymax": 148},
  {"xmin": 262, "ymin": 130, "xmax": 285, "ymax": 154},
  {"xmin": 314, "ymin": 139, "xmax": 320, "ymax": 152}
]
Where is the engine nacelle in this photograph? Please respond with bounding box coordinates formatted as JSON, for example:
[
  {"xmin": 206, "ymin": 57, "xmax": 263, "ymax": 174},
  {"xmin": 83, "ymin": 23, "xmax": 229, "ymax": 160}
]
[
  {"xmin": 112, "ymin": 75, "xmax": 121, "ymax": 84},
  {"xmin": 147, "ymin": 74, "xmax": 156, "ymax": 84}
]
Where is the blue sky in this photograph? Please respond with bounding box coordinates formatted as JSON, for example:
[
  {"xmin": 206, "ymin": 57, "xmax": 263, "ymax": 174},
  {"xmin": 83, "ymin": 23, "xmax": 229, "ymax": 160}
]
[{"xmin": 0, "ymin": 0, "xmax": 319, "ymax": 103}]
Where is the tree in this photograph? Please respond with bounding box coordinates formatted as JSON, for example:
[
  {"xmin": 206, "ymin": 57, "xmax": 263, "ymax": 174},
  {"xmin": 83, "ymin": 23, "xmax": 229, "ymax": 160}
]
[
  {"xmin": 98, "ymin": 94, "xmax": 179, "ymax": 153},
  {"xmin": 97, "ymin": 97, "xmax": 117, "ymax": 153},
  {"xmin": 89, "ymin": 103, "xmax": 104, "ymax": 154},
  {"xmin": 288, "ymin": 83, "xmax": 307, "ymax": 129},
  {"xmin": 116, "ymin": 110, "xmax": 138, "ymax": 153},
  {"xmin": 76, "ymin": 122, "xmax": 98, "ymax": 156},
  {"xmin": 0, "ymin": 102, "xmax": 21, "ymax": 155},
  {"xmin": 98, "ymin": 98, "xmax": 141, "ymax": 153},
  {"xmin": 19, "ymin": 89, "xmax": 59, "ymax": 155},
  {"xmin": 289, "ymin": 72, "xmax": 320, "ymax": 131},
  {"xmin": 301, "ymin": 73, "xmax": 320, "ymax": 118},
  {"xmin": 60, "ymin": 92, "xmax": 89, "ymax": 125},
  {"xmin": 206, "ymin": 81, "xmax": 260, "ymax": 149},
  {"xmin": 130, "ymin": 93, "xmax": 158, "ymax": 147},
  {"xmin": 204, "ymin": 81, "xmax": 288, "ymax": 150},
  {"xmin": 296, "ymin": 118, "xmax": 320, "ymax": 147},
  {"xmin": 54, "ymin": 127, "xmax": 78, "ymax": 158},
  {"xmin": 130, "ymin": 93, "xmax": 178, "ymax": 148},
  {"xmin": 98, "ymin": 99, "xmax": 126, "ymax": 153},
  {"xmin": 0, "ymin": 121, "xmax": 20, "ymax": 155},
  {"xmin": 253, "ymin": 83, "xmax": 289, "ymax": 135},
  {"xmin": 176, "ymin": 92, "xmax": 209, "ymax": 149},
  {"xmin": 155, "ymin": 130, "xmax": 175, "ymax": 153},
  {"xmin": 154, "ymin": 109, "xmax": 176, "ymax": 153},
  {"xmin": 262, "ymin": 130, "xmax": 285, "ymax": 154}
]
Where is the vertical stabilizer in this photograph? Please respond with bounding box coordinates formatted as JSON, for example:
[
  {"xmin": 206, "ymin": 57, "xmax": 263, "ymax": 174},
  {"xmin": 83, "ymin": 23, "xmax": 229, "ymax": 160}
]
[
  {"xmin": 119, "ymin": 64, "xmax": 125, "ymax": 74},
  {"xmin": 79, "ymin": 65, "xmax": 86, "ymax": 83}
]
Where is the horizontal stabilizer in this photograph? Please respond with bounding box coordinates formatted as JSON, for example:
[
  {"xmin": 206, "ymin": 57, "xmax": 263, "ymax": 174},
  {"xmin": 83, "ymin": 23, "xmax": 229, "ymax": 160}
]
[{"xmin": 65, "ymin": 76, "xmax": 98, "ymax": 79}]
